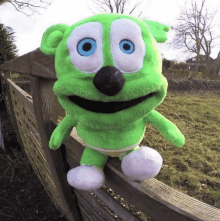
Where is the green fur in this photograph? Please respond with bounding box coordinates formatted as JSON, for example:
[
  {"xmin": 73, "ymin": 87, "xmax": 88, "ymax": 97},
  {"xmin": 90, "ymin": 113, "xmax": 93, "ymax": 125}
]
[{"xmin": 40, "ymin": 13, "xmax": 185, "ymax": 168}]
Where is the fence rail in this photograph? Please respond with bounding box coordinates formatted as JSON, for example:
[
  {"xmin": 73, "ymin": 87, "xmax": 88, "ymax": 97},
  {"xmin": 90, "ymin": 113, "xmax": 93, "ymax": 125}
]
[
  {"xmin": 0, "ymin": 48, "xmax": 220, "ymax": 221},
  {"xmin": 163, "ymin": 68, "xmax": 220, "ymax": 80}
]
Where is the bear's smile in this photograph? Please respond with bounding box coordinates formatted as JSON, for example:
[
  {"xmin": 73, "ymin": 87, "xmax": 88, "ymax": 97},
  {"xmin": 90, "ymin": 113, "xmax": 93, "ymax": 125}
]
[{"xmin": 68, "ymin": 92, "xmax": 157, "ymax": 113}]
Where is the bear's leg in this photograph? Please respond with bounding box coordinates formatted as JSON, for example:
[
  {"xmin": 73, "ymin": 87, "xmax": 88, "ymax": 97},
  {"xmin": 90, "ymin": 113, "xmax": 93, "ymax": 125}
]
[
  {"xmin": 120, "ymin": 146, "xmax": 163, "ymax": 181},
  {"xmin": 80, "ymin": 147, "xmax": 109, "ymax": 170},
  {"xmin": 67, "ymin": 147, "xmax": 108, "ymax": 191},
  {"xmin": 119, "ymin": 146, "xmax": 141, "ymax": 161}
]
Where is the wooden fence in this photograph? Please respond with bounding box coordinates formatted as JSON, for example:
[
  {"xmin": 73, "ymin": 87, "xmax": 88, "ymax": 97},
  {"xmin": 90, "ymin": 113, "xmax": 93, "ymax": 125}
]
[
  {"xmin": 0, "ymin": 48, "xmax": 220, "ymax": 221},
  {"xmin": 163, "ymin": 69, "xmax": 220, "ymax": 80}
]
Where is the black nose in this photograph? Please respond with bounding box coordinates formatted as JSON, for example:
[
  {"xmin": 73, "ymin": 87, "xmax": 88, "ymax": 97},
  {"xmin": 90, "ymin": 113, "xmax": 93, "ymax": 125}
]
[{"xmin": 93, "ymin": 66, "xmax": 125, "ymax": 96}]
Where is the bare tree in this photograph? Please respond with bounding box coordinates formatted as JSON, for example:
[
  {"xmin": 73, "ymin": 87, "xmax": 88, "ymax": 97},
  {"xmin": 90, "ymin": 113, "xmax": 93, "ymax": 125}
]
[
  {"xmin": 89, "ymin": 0, "xmax": 151, "ymax": 18},
  {"xmin": 0, "ymin": 0, "xmax": 52, "ymax": 16},
  {"xmin": 171, "ymin": 0, "xmax": 220, "ymax": 75}
]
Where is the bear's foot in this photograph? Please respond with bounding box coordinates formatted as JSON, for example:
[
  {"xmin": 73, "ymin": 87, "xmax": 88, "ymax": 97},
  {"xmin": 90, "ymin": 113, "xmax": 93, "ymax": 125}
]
[
  {"xmin": 121, "ymin": 146, "xmax": 163, "ymax": 181},
  {"xmin": 67, "ymin": 165, "xmax": 105, "ymax": 191}
]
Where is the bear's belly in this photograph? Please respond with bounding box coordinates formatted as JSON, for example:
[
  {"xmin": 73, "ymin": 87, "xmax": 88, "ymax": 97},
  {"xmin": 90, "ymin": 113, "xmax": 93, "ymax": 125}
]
[
  {"xmin": 76, "ymin": 119, "xmax": 146, "ymax": 150},
  {"xmin": 96, "ymin": 144, "xmax": 139, "ymax": 157}
]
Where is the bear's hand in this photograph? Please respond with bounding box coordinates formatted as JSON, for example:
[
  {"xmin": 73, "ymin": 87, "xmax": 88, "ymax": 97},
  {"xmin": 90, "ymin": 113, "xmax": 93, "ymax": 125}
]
[
  {"xmin": 144, "ymin": 110, "xmax": 185, "ymax": 148},
  {"xmin": 163, "ymin": 128, "xmax": 185, "ymax": 148},
  {"xmin": 49, "ymin": 126, "xmax": 71, "ymax": 150}
]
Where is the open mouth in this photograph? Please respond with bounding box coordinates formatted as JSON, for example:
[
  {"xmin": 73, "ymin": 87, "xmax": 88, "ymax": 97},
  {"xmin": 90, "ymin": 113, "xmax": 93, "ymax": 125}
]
[{"xmin": 68, "ymin": 92, "xmax": 157, "ymax": 113}]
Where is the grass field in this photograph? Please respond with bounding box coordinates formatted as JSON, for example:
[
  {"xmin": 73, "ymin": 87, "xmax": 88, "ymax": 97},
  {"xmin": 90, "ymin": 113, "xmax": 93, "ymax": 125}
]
[
  {"xmin": 100, "ymin": 90, "xmax": 220, "ymax": 221},
  {"xmin": 141, "ymin": 91, "xmax": 220, "ymax": 209}
]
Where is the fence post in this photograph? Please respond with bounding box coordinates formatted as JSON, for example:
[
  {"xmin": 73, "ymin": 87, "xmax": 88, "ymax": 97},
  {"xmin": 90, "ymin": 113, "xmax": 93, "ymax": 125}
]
[
  {"xmin": 2, "ymin": 70, "xmax": 26, "ymax": 153},
  {"xmin": 0, "ymin": 72, "xmax": 2, "ymax": 96},
  {"xmin": 29, "ymin": 75, "xmax": 82, "ymax": 221}
]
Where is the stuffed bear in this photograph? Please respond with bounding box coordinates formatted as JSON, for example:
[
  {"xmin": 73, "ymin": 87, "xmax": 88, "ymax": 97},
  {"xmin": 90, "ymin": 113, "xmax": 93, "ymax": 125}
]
[{"xmin": 40, "ymin": 13, "xmax": 185, "ymax": 191}]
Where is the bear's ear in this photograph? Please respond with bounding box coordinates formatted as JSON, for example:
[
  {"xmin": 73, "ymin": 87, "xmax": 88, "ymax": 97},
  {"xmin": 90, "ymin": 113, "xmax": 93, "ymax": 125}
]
[
  {"xmin": 142, "ymin": 20, "xmax": 169, "ymax": 43},
  {"xmin": 40, "ymin": 24, "xmax": 69, "ymax": 56}
]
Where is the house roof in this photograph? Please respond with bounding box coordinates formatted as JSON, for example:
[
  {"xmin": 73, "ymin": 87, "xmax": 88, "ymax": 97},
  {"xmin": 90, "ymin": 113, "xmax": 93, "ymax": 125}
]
[{"xmin": 186, "ymin": 55, "xmax": 214, "ymax": 63}]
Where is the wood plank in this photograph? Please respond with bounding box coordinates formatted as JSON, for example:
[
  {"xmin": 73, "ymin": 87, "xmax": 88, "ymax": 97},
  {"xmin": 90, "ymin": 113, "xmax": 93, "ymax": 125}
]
[
  {"xmin": 62, "ymin": 126, "xmax": 220, "ymax": 221},
  {"xmin": 104, "ymin": 160, "xmax": 185, "ymax": 221},
  {"xmin": 0, "ymin": 51, "xmax": 31, "ymax": 74},
  {"xmin": 0, "ymin": 48, "xmax": 56, "ymax": 79},
  {"xmin": 77, "ymin": 201, "xmax": 95, "ymax": 221},
  {"xmin": 6, "ymin": 78, "xmax": 35, "ymax": 118},
  {"xmin": 92, "ymin": 188, "xmax": 141, "ymax": 221},
  {"xmin": 77, "ymin": 194, "xmax": 100, "ymax": 221},
  {"xmin": 65, "ymin": 138, "xmax": 142, "ymax": 221},
  {"xmin": 65, "ymin": 152, "xmax": 119, "ymax": 221},
  {"xmin": 30, "ymin": 48, "xmax": 56, "ymax": 79},
  {"xmin": 12, "ymin": 103, "xmax": 39, "ymax": 136},
  {"xmin": 12, "ymin": 101, "xmax": 40, "ymax": 139},
  {"xmin": 75, "ymin": 189, "xmax": 116, "ymax": 221},
  {"xmin": 29, "ymin": 130, "xmax": 47, "ymax": 162},
  {"xmin": 64, "ymin": 130, "xmax": 84, "ymax": 162},
  {"xmin": 23, "ymin": 140, "xmax": 56, "ymax": 189},
  {"xmin": 7, "ymin": 78, "xmax": 40, "ymax": 141},
  {"xmin": 65, "ymin": 145, "xmax": 142, "ymax": 221},
  {"xmin": 13, "ymin": 81, "xmax": 30, "ymax": 84},
  {"xmin": 30, "ymin": 61, "xmax": 56, "ymax": 79},
  {"xmin": 30, "ymin": 76, "xmax": 82, "ymax": 221},
  {"xmin": 65, "ymin": 150, "xmax": 130, "ymax": 221},
  {"xmin": 2, "ymin": 77, "xmax": 13, "ymax": 127},
  {"xmin": 0, "ymin": 112, "xmax": 5, "ymax": 151},
  {"xmin": 35, "ymin": 78, "xmax": 65, "ymax": 123},
  {"xmin": 3, "ymin": 71, "xmax": 26, "ymax": 153},
  {"xmin": 66, "ymin": 148, "xmax": 125, "ymax": 221},
  {"xmin": 18, "ymin": 126, "xmax": 49, "ymax": 172},
  {"xmin": 0, "ymin": 72, "xmax": 5, "ymax": 103}
]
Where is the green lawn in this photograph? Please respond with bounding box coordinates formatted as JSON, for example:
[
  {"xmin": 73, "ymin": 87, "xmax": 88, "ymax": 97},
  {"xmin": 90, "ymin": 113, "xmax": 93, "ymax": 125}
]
[{"xmin": 140, "ymin": 91, "xmax": 220, "ymax": 209}]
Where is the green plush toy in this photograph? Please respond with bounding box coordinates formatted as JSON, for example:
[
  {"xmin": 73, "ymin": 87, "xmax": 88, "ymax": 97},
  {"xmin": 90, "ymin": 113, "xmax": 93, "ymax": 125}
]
[{"xmin": 40, "ymin": 13, "xmax": 185, "ymax": 191}]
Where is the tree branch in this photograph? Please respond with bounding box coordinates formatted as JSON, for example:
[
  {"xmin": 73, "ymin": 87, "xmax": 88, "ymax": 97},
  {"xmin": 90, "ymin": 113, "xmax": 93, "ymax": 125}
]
[
  {"xmin": 90, "ymin": 0, "xmax": 146, "ymax": 16},
  {"xmin": 6, "ymin": 0, "xmax": 52, "ymax": 16},
  {"xmin": 108, "ymin": 0, "xmax": 114, "ymax": 12},
  {"xmin": 129, "ymin": 3, "xmax": 137, "ymax": 15},
  {"xmin": 171, "ymin": 0, "xmax": 220, "ymax": 74}
]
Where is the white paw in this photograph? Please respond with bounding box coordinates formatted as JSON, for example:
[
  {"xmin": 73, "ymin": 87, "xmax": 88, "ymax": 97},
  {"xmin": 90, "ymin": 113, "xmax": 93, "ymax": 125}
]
[
  {"xmin": 67, "ymin": 165, "xmax": 105, "ymax": 191},
  {"xmin": 121, "ymin": 146, "xmax": 163, "ymax": 181}
]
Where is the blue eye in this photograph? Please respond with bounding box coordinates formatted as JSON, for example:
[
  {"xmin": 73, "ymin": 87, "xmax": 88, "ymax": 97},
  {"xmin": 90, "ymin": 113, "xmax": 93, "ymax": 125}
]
[
  {"xmin": 119, "ymin": 39, "xmax": 135, "ymax": 54},
  {"xmin": 77, "ymin": 38, "xmax": 97, "ymax": 57}
]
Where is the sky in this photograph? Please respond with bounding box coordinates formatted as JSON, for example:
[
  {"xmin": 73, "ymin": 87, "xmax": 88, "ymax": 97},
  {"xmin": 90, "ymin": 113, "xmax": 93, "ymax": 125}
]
[{"xmin": 0, "ymin": 0, "xmax": 220, "ymax": 62}]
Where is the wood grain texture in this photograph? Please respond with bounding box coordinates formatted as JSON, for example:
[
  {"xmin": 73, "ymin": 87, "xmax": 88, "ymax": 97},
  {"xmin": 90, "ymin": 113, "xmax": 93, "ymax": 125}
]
[
  {"xmin": 62, "ymin": 122, "xmax": 220, "ymax": 221},
  {"xmin": 0, "ymin": 52, "xmax": 31, "ymax": 74},
  {"xmin": 6, "ymin": 78, "xmax": 35, "ymax": 117},
  {"xmin": 2, "ymin": 72, "xmax": 14, "ymax": 124},
  {"xmin": 7, "ymin": 78, "xmax": 40, "ymax": 140},
  {"xmin": 91, "ymin": 187, "xmax": 141, "ymax": 221},
  {"xmin": 3, "ymin": 72, "xmax": 26, "ymax": 153},
  {"xmin": 30, "ymin": 48, "xmax": 56, "ymax": 79},
  {"xmin": 5, "ymin": 76, "xmax": 62, "ymax": 201},
  {"xmin": 0, "ymin": 48, "xmax": 56, "ymax": 79},
  {"xmin": 77, "ymin": 200, "xmax": 96, "ymax": 221},
  {"xmin": 30, "ymin": 76, "xmax": 82, "ymax": 221},
  {"xmin": 0, "ymin": 73, "xmax": 6, "ymax": 151},
  {"xmin": 75, "ymin": 190, "xmax": 116, "ymax": 221}
]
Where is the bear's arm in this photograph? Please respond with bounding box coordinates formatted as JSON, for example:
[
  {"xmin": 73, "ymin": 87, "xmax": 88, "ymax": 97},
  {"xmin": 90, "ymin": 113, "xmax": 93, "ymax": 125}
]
[{"xmin": 143, "ymin": 110, "xmax": 185, "ymax": 147}]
